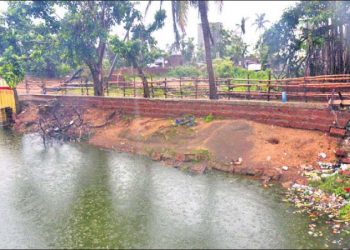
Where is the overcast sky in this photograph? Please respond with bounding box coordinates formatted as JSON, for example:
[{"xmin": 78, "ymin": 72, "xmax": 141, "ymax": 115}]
[{"xmin": 0, "ymin": 1, "xmax": 297, "ymax": 52}]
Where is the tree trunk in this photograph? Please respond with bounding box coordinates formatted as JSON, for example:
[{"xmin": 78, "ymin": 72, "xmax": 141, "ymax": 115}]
[
  {"xmin": 198, "ymin": 1, "xmax": 217, "ymax": 100},
  {"xmin": 13, "ymin": 87, "xmax": 21, "ymax": 114},
  {"xmin": 136, "ymin": 65, "xmax": 150, "ymax": 98},
  {"xmin": 88, "ymin": 64, "xmax": 104, "ymax": 96}
]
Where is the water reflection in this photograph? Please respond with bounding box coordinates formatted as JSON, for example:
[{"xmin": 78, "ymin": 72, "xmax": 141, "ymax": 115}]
[{"xmin": 0, "ymin": 130, "xmax": 347, "ymax": 249}]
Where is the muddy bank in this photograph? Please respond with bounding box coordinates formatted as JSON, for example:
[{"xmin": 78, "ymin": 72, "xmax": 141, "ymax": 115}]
[{"xmin": 13, "ymin": 101, "xmax": 340, "ymax": 188}]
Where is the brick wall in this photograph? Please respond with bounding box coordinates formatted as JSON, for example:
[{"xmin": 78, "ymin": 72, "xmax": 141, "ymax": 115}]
[{"xmin": 19, "ymin": 94, "xmax": 350, "ymax": 132}]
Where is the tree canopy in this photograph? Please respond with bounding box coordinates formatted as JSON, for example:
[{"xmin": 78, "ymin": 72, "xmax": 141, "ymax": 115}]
[{"xmin": 259, "ymin": 1, "xmax": 350, "ymax": 78}]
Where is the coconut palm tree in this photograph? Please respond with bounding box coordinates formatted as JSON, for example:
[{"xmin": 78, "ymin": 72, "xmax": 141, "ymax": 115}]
[
  {"xmin": 235, "ymin": 17, "xmax": 250, "ymax": 36},
  {"xmin": 254, "ymin": 13, "xmax": 269, "ymax": 32},
  {"xmin": 146, "ymin": 1, "xmax": 222, "ymax": 99}
]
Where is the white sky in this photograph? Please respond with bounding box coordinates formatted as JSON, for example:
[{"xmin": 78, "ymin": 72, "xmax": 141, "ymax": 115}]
[
  {"xmin": 0, "ymin": 1, "xmax": 297, "ymax": 52},
  {"xmin": 141, "ymin": 1, "xmax": 297, "ymax": 52}
]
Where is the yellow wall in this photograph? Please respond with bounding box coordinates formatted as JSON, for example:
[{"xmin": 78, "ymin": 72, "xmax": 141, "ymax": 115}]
[{"xmin": 0, "ymin": 89, "xmax": 16, "ymax": 113}]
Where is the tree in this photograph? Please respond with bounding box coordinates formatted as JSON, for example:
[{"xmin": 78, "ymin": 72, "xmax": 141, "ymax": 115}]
[
  {"xmin": 0, "ymin": 46, "xmax": 25, "ymax": 113},
  {"xmin": 254, "ymin": 13, "xmax": 269, "ymax": 32},
  {"xmin": 259, "ymin": 1, "xmax": 350, "ymax": 77},
  {"xmin": 236, "ymin": 17, "xmax": 249, "ymax": 35},
  {"xmin": 197, "ymin": 1, "xmax": 218, "ymax": 99},
  {"xmin": 2, "ymin": 1, "xmax": 140, "ymax": 96},
  {"xmin": 1, "ymin": 2, "xmax": 72, "ymax": 78},
  {"xmin": 217, "ymin": 28, "xmax": 248, "ymax": 66},
  {"xmin": 57, "ymin": 2, "xmax": 139, "ymax": 96},
  {"xmin": 147, "ymin": 1, "xmax": 221, "ymax": 99},
  {"xmin": 110, "ymin": 10, "xmax": 166, "ymax": 98}
]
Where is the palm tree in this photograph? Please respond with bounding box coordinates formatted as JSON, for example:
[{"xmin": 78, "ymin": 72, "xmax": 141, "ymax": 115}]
[
  {"xmin": 254, "ymin": 13, "xmax": 269, "ymax": 32},
  {"xmin": 235, "ymin": 17, "xmax": 249, "ymax": 36},
  {"xmin": 197, "ymin": 1, "xmax": 218, "ymax": 99},
  {"xmin": 146, "ymin": 1, "xmax": 222, "ymax": 99}
]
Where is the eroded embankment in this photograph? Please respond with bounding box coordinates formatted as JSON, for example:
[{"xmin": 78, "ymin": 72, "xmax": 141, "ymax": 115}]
[{"xmin": 14, "ymin": 100, "xmax": 339, "ymax": 188}]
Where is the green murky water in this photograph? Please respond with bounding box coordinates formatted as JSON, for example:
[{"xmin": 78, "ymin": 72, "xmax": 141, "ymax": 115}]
[{"xmin": 0, "ymin": 130, "xmax": 349, "ymax": 249}]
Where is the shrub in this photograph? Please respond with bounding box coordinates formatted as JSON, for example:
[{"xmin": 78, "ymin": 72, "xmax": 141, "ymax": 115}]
[
  {"xmin": 192, "ymin": 149, "xmax": 211, "ymax": 162},
  {"xmin": 213, "ymin": 58, "xmax": 233, "ymax": 78},
  {"xmin": 167, "ymin": 65, "xmax": 202, "ymax": 78},
  {"xmin": 212, "ymin": 58, "xmax": 271, "ymax": 79},
  {"xmin": 204, "ymin": 113, "xmax": 214, "ymax": 123},
  {"xmin": 339, "ymin": 204, "xmax": 350, "ymax": 221}
]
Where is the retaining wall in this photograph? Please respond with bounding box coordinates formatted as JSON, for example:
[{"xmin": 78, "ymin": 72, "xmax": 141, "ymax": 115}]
[{"xmin": 19, "ymin": 94, "xmax": 350, "ymax": 132}]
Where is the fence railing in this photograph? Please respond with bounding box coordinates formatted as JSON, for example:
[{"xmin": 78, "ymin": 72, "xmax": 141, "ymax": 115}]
[{"xmin": 18, "ymin": 74, "xmax": 350, "ymax": 102}]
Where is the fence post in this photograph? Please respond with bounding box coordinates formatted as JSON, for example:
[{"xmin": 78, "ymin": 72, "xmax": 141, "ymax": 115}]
[
  {"xmin": 25, "ymin": 77, "xmax": 29, "ymax": 94},
  {"xmin": 267, "ymin": 71, "xmax": 271, "ymax": 101},
  {"xmin": 86, "ymin": 80, "xmax": 89, "ymax": 96},
  {"xmin": 41, "ymin": 80, "xmax": 46, "ymax": 95},
  {"xmin": 195, "ymin": 78, "xmax": 198, "ymax": 99},
  {"xmin": 179, "ymin": 77, "xmax": 183, "ymax": 99},
  {"xmin": 150, "ymin": 76, "xmax": 154, "ymax": 98},
  {"xmin": 164, "ymin": 77, "xmax": 167, "ymax": 98},
  {"xmin": 133, "ymin": 76, "xmax": 136, "ymax": 97},
  {"xmin": 123, "ymin": 79, "xmax": 126, "ymax": 97},
  {"xmin": 150, "ymin": 81, "xmax": 154, "ymax": 98},
  {"xmin": 106, "ymin": 79, "xmax": 109, "ymax": 96},
  {"xmin": 133, "ymin": 75, "xmax": 136, "ymax": 97},
  {"xmin": 226, "ymin": 79, "xmax": 230, "ymax": 100},
  {"xmin": 303, "ymin": 77, "xmax": 308, "ymax": 102},
  {"xmin": 81, "ymin": 79, "xmax": 84, "ymax": 95},
  {"xmin": 247, "ymin": 73, "xmax": 251, "ymax": 100}
]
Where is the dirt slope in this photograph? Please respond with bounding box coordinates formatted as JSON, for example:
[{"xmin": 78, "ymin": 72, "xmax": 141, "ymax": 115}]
[{"xmin": 14, "ymin": 103, "xmax": 340, "ymax": 187}]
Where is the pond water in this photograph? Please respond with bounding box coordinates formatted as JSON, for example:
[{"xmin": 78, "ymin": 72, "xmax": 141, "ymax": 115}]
[{"xmin": 0, "ymin": 130, "xmax": 348, "ymax": 249}]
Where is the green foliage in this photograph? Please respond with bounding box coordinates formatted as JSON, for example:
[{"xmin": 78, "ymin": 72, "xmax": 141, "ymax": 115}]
[
  {"xmin": 167, "ymin": 65, "xmax": 203, "ymax": 78},
  {"xmin": 192, "ymin": 149, "xmax": 211, "ymax": 162},
  {"xmin": 1, "ymin": 2, "xmax": 77, "ymax": 78},
  {"xmin": 0, "ymin": 46, "xmax": 25, "ymax": 88},
  {"xmin": 213, "ymin": 58, "xmax": 270, "ymax": 79},
  {"xmin": 309, "ymin": 174, "xmax": 349, "ymax": 197},
  {"xmin": 0, "ymin": 1, "xmax": 141, "ymax": 89},
  {"xmin": 340, "ymin": 204, "xmax": 350, "ymax": 221},
  {"xmin": 204, "ymin": 114, "xmax": 214, "ymax": 123},
  {"xmin": 213, "ymin": 59, "xmax": 233, "ymax": 78},
  {"xmin": 110, "ymin": 10, "xmax": 165, "ymax": 69},
  {"xmin": 259, "ymin": 1, "xmax": 350, "ymax": 77},
  {"xmin": 217, "ymin": 28, "xmax": 248, "ymax": 63}
]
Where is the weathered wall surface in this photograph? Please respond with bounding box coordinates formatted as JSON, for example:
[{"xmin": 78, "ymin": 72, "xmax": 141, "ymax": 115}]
[{"xmin": 19, "ymin": 95, "xmax": 350, "ymax": 132}]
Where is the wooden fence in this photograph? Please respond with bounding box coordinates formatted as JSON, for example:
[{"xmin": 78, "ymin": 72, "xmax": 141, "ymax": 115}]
[{"xmin": 19, "ymin": 74, "xmax": 350, "ymax": 102}]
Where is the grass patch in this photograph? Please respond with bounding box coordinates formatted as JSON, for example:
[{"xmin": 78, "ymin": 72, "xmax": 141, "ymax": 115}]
[
  {"xmin": 204, "ymin": 113, "xmax": 214, "ymax": 123},
  {"xmin": 340, "ymin": 204, "xmax": 350, "ymax": 221},
  {"xmin": 191, "ymin": 148, "xmax": 211, "ymax": 162},
  {"xmin": 309, "ymin": 173, "xmax": 350, "ymax": 197},
  {"xmin": 160, "ymin": 148, "xmax": 176, "ymax": 159},
  {"xmin": 145, "ymin": 147, "xmax": 155, "ymax": 157}
]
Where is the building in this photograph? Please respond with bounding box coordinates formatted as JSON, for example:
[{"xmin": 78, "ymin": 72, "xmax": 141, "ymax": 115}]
[
  {"xmin": 166, "ymin": 55, "xmax": 184, "ymax": 67},
  {"xmin": 197, "ymin": 22, "xmax": 223, "ymax": 59}
]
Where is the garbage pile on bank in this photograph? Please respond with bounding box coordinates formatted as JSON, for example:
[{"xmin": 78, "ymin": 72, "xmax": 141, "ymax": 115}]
[{"xmin": 285, "ymin": 148, "xmax": 350, "ymax": 236}]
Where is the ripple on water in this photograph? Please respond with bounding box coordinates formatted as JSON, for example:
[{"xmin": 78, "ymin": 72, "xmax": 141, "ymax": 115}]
[{"xmin": 0, "ymin": 130, "xmax": 347, "ymax": 249}]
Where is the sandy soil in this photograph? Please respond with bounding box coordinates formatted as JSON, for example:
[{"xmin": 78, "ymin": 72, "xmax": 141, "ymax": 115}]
[{"xmin": 14, "ymin": 103, "xmax": 340, "ymax": 188}]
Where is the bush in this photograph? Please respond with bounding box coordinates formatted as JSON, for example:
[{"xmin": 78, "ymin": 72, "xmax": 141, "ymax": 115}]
[
  {"xmin": 192, "ymin": 149, "xmax": 211, "ymax": 162},
  {"xmin": 204, "ymin": 113, "xmax": 214, "ymax": 123},
  {"xmin": 213, "ymin": 58, "xmax": 233, "ymax": 78},
  {"xmin": 212, "ymin": 58, "xmax": 271, "ymax": 79},
  {"xmin": 309, "ymin": 173, "xmax": 349, "ymax": 197},
  {"xmin": 57, "ymin": 64, "xmax": 71, "ymax": 77},
  {"xmin": 167, "ymin": 65, "xmax": 202, "ymax": 78},
  {"xmin": 340, "ymin": 204, "xmax": 350, "ymax": 221}
]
